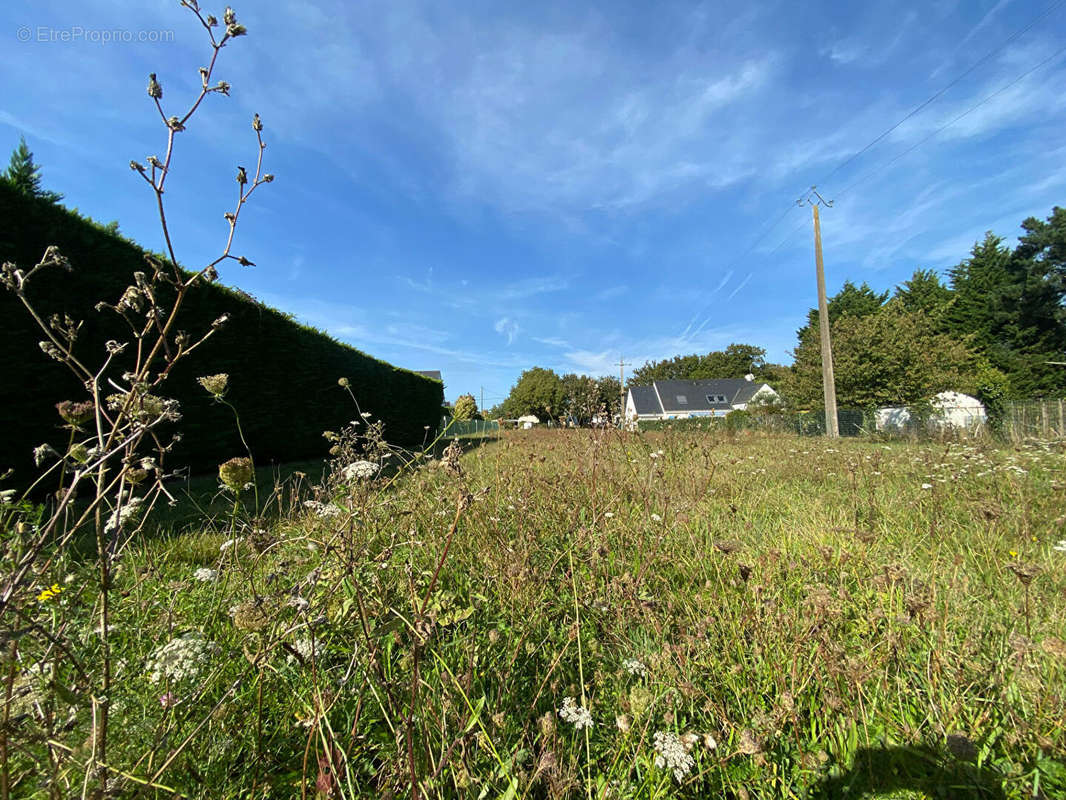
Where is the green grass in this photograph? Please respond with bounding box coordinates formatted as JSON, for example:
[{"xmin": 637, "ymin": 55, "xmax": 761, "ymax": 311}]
[{"xmin": 5, "ymin": 429, "xmax": 1066, "ymax": 798}]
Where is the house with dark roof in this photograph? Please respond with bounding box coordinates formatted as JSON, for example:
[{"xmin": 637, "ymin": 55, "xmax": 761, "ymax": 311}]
[{"xmin": 624, "ymin": 377, "xmax": 778, "ymax": 426}]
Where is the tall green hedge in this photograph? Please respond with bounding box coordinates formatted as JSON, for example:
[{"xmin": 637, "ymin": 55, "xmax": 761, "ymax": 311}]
[{"xmin": 0, "ymin": 181, "xmax": 442, "ymax": 485}]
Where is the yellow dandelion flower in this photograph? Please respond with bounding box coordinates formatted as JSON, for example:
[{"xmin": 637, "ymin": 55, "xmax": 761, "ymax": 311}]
[
  {"xmin": 1009, "ymin": 550, "xmax": 1018, "ymax": 558},
  {"xmin": 38, "ymin": 583, "xmax": 63, "ymax": 602}
]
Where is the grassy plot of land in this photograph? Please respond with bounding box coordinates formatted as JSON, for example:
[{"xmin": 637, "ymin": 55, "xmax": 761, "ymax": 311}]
[{"xmin": 9, "ymin": 430, "xmax": 1066, "ymax": 798}]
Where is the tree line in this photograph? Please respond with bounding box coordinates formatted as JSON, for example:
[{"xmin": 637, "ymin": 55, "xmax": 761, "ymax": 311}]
[
  {"xmin": 494, "ymin": 204, "xmax": 1066, "ymax": 421},
  {"xmin": 486, "ymin": 368, "xmax": 622, "ymax": 424}
]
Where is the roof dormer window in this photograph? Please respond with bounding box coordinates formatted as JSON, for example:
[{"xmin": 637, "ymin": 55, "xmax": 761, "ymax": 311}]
[{"xmin": 676, "ymin": 395, "xmax": 687, "ymax": 405}]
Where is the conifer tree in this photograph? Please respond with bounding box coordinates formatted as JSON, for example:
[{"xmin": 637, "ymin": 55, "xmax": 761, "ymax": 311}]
[{"xmin": 4, "ymin": 136, "xmax": 63, "ymax": 202}]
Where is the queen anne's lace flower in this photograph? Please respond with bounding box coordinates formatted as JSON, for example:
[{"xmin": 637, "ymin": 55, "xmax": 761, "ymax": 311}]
[
  {"xmin": 341, "ymin": 460, "xmax": 379, "ymax": 481},
  {"xmin": 303, "ymin": 500, "xmax": 342, "ymax": 518},
  {"xmin": 147, "ymin": 633, "xmax": 218, "ymax": 684},
  {"xmin": 193, "ymin": 567, "xmax": 218, "ymax": 582},
  {"xmin": 623, "ymin": 658, "xmax": 648, "ymax": 677},
  {"xmin": 653, "ymin": 731, "xmax": 695, "ymax": 782},
  {"xmin": 104, "ymin": 496, "xmax": 144, "ymax": 533},
  {"xmin": 287, "ymin": 637, "xmax": 323, "ymax": 665},
  {"xmin": 558, "ymin": 696, "xmax": 593, "ymax": 729}
]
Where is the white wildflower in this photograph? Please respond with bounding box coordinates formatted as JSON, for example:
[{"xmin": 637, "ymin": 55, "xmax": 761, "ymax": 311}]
[
  {"xmin": 622, "ymin": 658, "xmax": 648, "ymax": 677},
  {"xmin": 147, "ymin": 633, "xmax": 218, "ymax": 684},
  {"xmin": 287, "ymin": 637, "xmax": 323, "ymax": 665},
  {"xmin": 341, "ymin": 460, "xmax": 379, "ymax": 481},
  {"xmin": 104, "ymin": 495, "xmax": 144, "ymax": 533},
  {"xmin": 1053, "ymin": 540, "xmax": 1066, "ymax": 552},
  {"xmin": 921, "ymin": 483, "xmax": 933, "ymax": 490},
  {"xmin": 653, "ymin": 730, "xmax": 695, "ymax": 782},
  {"xmin": 219, "ymin": 537, "xmax": 242, "ymax": 552},
  {"xmin": 558, "ymin": 696, "xmax": 593, "ymax": 730},
  {"xmin": 33, "ymin": 443, "xmax": 58, "ymax": 466},
  {"xmin": 650, "ymin": 513, "xmax": 662, "ymax": 523},
  {"xmin": 303, "ymin": 500, "xmax": 341, "ymax": 518},
  {"xmin": 604, "ymin": 512, "xmax": 614, "ymax": 519},
  {"xmin": 193, "ymin": 567, "xmax": 218, "ymax": 582}
]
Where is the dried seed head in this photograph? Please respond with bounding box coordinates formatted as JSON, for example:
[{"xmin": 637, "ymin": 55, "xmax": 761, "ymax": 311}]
[
  {"xmin": 197, "ymin": 373, "xmax": 229, "ymax": 398},
  {"xmin": 56, "ymin": 400, "xmax": 94, "ymax": 426},
  {"xmin": 223, "ymin": 6, "xmax": 237, "ymax": 25},
  {"xmin": 236, "ymin": 166, "xmax": 247, "ymax": 185},
  {"xmin": 1007, "ymin": 562, "xmax": 1040, "ymax": 586},
  {"xmin": 219, "ymin": 457, "xmax": 254, "ymax": 492},
  {"xmin": 147, "ymin": 73, "xmax": 162, "ymax": 99},
  {"xmin": 227, "ymin": 22, "xmax": 247, "ymax": 37},
  {"xmin": 215, "ymin": 80, "xmax": 231, "ymax": 95},
  {"xmin": 252, "ymin": 113, "xmax": 262, "ymax": 132},
  {"xmin": 230, "ymin": 600, "xmax": 270, "ymax": 632}
]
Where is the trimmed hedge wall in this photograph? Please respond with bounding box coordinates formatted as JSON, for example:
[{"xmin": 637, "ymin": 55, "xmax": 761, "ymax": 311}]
[{"xmin": 0, "ymin": 182, "xmax": 443, "ymax": 484}]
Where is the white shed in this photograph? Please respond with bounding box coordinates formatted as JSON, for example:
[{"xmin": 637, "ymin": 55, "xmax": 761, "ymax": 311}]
[
  {"xmin": 516, "ymin": 414, "xmax": 540, "ymax": 430},
  {"xmin": 876, "ymin": 391, "xmax": 986, "ymax": 433}
]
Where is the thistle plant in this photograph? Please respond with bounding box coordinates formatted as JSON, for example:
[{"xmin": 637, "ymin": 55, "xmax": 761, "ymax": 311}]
[{"xmin": 0, "ymin": 3, "xmax": 271, "ymax": 794}]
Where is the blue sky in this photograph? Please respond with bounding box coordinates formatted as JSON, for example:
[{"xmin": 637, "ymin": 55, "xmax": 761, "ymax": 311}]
[{"xmin": 4, "ymin": 0, "xmax": 1066, "ymax": 407}]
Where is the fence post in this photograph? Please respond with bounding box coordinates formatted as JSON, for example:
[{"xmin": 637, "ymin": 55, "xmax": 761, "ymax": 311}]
[{"xmin": 1042, "ymin": 400, "xmax": 1049, "ymax": 438}]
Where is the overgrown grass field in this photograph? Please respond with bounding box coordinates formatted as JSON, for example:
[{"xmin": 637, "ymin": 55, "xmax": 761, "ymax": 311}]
[{"xmin": 7, "ymin": 429, "xmax": 1066, "ymax": 798}]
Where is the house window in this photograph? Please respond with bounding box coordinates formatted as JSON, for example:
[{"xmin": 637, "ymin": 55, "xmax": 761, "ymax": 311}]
[
  {"xmin": 676, "ymin": 395, "xmax": 687, "ymax": 405},
  {"xmin": 707, "ymin": 394, "xmax": 726, "ymax": 404}
]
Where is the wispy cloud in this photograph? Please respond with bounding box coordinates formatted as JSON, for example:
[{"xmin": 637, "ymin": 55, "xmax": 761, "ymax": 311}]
[{"xmin": 494, "ymin": 316, "xmax": 519, "ymax": 345}]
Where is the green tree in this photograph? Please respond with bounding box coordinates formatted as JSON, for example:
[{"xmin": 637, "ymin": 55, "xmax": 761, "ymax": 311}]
[
  {"xmin": 503, "ymin": 367, "xmax": 565, "ymax": 421},
  {"xmin": 629, "ymin": 343, "xmax": 768, "ymax": 385},
  {"xmin": 452, "ymin": 393, "xmax": 478, "ymax": 421},
  {"xmin": 4, "ymin": 137, "xmax": 63, "ymax": 203},
  {"xmin": 785, "ymin": 304, "xmax": 993, "ymax": 409},
  {"xmin": 893, "ymin": 269, "xmax": 952, "ymax": 320},
  {"xmin": 947, "ymin": 222, "xmax": 1066, "ymax": 397},
  {"xmin": 561, "ymin": 373, "xmax": 600, "ymax": 425},
  {"xmin": 596, "ymin": 375, "xmax": 622, "ymax": 420}
]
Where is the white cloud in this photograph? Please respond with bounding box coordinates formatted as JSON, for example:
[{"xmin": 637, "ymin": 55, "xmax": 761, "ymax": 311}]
[{"xmin": 494, "ymin": 316, "xmax": 519, "ymax": 345}]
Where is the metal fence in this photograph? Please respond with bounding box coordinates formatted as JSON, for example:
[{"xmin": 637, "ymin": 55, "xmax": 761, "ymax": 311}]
[
  {"xmin": 636, "ymin": 408, "xmax": 868, "ymax": 437},
  {"xmin": 1003, "ymin": 399, "xmax": 1066, "ymax": 440},
  {"xmin": 437, "ymin": 418, "xmax": 500, "ymax": 439}
]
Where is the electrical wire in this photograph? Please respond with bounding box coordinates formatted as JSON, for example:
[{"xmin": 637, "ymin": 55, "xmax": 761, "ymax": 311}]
[{"xmin": 815, "ymin": 0, "xmax": 1066, "ymax": 189}]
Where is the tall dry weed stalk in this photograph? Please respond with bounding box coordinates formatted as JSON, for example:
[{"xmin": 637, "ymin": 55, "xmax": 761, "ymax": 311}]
[{"xmin": 0, "ymin": 3, "xmax": 271, "ymax": 794}]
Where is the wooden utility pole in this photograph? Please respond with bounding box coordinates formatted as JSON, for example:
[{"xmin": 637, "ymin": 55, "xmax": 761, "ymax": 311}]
[{"xmin": 799, "ymin": 187, "xmax": 839, "ymax": 437}]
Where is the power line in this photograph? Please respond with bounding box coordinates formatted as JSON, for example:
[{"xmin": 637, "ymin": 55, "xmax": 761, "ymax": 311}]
[
  {"xmin": 815, "ymin": 0, "xmax": 1066, "ymax": 189},
  {"xmin": 834, "ymin": 42, "xmax": 1066, "ymax": 201},
  {"xmin": 681, "ymin": 2, "xmax": 1065, "ymax": 333}
]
